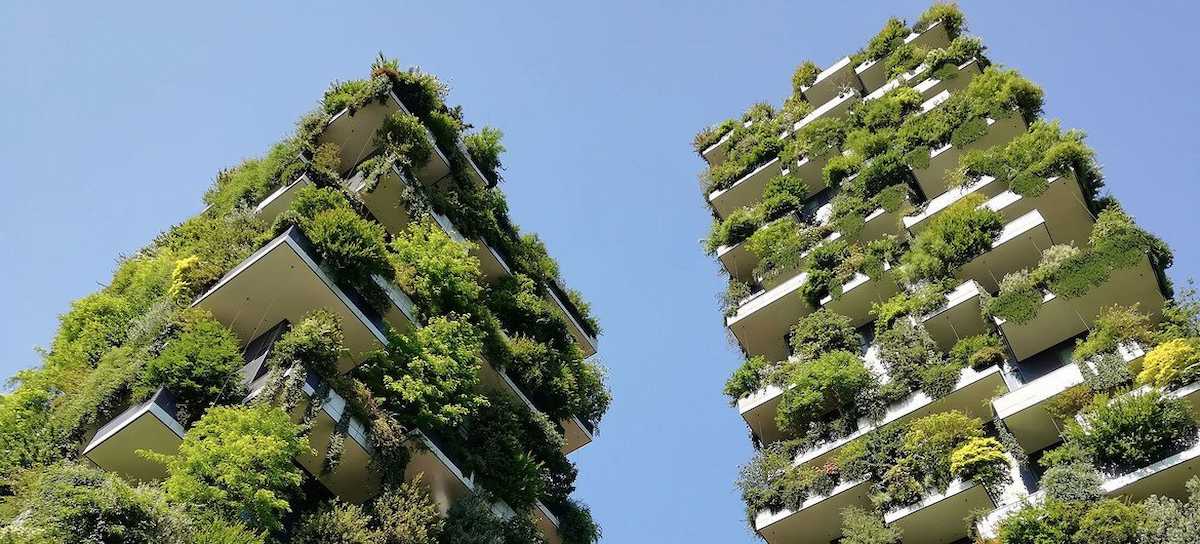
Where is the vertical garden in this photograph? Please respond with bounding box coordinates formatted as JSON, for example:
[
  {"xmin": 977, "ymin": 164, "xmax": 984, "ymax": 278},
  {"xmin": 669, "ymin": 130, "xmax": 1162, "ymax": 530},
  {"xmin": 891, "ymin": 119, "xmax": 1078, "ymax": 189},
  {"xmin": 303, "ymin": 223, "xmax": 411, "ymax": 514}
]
[
  {"xmin": 697, "ymin": 3, "xmax": 1198, "ymax": 543},
  {"xmin": 0, "ymin": 56, "xmax": 607, "ymax": 544}
]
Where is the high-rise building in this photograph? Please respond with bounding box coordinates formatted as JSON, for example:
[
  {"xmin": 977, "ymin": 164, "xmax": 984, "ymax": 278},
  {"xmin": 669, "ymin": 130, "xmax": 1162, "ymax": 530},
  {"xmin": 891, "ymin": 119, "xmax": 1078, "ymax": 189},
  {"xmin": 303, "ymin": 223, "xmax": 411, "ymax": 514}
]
[
  {"xmin": 3, "ymin": 57, "xmax": 606, "ymax": 543},
  {"xmin": 697, "ymin": 5, "xmax": 1195, "ymax": 543}
]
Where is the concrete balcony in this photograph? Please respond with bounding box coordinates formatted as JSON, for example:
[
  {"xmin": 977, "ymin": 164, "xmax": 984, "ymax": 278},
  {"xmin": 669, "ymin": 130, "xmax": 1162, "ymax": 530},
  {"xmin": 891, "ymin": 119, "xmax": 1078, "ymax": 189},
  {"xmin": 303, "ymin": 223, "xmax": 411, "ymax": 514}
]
[
  {"xmin": 794, "ymin": 365, "xmax": 1006, "ymax": 473},
  {"xmin": 979, "ymin": 384, "xmax": 1200, "ymax": 539},
  {"xmin": 699, "ymin": 118, "xmax": 752, "ymax": 167},
  {"xmin": 996, "ymin": 255, "xmax": 1166, "ymax": 362},
  {"xmin": 956, "ymin": 210, "xmax": 1051, "ymax": 294},
  {"xmin": 884, "ymin": 478, "xmax": 995, "ymax": 544},
  {"xmin": 320, "ymin": 90, "xmax": 452, "ymax": 184},
  {"xmin": 907, "ymin": 174, "xmax": 1095, "ymax": 293},
  {"xmin": 546, "ymin": 283, "xmax": 599, "ymax": 359},
  {"xmin": 912, "ymin": 106, "xmax": 1028, "ymax": 199},
  {"xmin": 855, "ymin": 19, "xmax": 953, "ymax": 92},
  {"xmin": 708, "ymin": 151, "xmax": 831, "ymax": 220},
  {"xmin": 727, "ymin": 272, "xmax": 811, "ymax": 361},
  {"xmin": 919, "ymin": 280, "xmax": 989, "ymax": 351},
  {"xmin": 192, "ymin": 226, "xmax": 410, "ymax": 373},
  {"xmin": 994, "ymin": 344, "xmax": 1146, "ymax": 454},
  {"xmin": 863, "ymin": 58, "xmax": 982, "ymax": 105},
  {"xmin": 81, "ymin": 388, "xmax": 184, "ymax": 483},
  {"xmin": 755, "ymin": 478, "xmax": 872, "ymax": 544},
  {"xmin": 801, "ymin": 56, "xmax": 865, "ymax": 108},
  {"xmin": 819, "ymin": 263, "xmax": 900, "ymax": 329},
  {"xmin": 793, "ymin": 88, "xmax": 860, "ymax": 134}
]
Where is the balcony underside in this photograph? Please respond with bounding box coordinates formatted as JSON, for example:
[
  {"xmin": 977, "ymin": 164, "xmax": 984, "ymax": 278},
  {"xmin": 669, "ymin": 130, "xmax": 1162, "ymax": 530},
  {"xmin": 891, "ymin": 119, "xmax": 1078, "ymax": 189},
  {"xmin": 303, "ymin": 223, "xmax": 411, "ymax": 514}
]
[
  {"xmin": 921, "ymin": 281, "xmax": 988, "ymax": 351},
  {"xmin": 755, "ymin": 479, "xmax": 871, "ymax": 544},
  {"xmin": 321, "ymin": 94, "xmax": 451, "ymax": 183},
  {"xmin": 802, "ymin": 56, "xmax": 863, "ymax": 108},
  {"xmin": 81, "ymin": 390, "xmax": 184, "ymax": 483},
  {"xmin": 885, "ymin": 479, "xmax": 993, "ymax": 544},
  {"xmin": 997, "ymin": 256, "xmax": 1166, "ymax": 362},
  {"xmin": 192, "ymin": 227, "xmax": 392, "ymax": 373},
  {"xmin": 728, "ymin": 272, "xmax": 811, "ymax": 362}
]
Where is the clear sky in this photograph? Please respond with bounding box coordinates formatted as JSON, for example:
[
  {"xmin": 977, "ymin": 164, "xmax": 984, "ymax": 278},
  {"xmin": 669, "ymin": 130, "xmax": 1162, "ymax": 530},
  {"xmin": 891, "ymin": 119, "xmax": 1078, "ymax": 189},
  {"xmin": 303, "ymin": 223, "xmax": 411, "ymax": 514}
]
[{"xmin": 2, "ymin": 1, "xmax": 1200, "ymax": 542}]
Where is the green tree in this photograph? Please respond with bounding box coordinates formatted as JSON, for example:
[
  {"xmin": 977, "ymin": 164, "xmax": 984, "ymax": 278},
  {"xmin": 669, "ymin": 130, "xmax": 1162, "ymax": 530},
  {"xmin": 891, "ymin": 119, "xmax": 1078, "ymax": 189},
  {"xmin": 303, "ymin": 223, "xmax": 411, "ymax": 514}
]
[{"xmin": 148, "ymin": 405, "xmax": 308, "ymax": 533}]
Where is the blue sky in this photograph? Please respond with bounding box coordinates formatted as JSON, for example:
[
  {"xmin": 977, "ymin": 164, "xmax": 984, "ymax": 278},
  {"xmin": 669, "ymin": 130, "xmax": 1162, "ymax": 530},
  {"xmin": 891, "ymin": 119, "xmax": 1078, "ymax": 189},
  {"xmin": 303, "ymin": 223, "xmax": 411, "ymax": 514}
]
[{"xmin": 2, "ymin": 1, "xmax": 1200, "ymax": 542}]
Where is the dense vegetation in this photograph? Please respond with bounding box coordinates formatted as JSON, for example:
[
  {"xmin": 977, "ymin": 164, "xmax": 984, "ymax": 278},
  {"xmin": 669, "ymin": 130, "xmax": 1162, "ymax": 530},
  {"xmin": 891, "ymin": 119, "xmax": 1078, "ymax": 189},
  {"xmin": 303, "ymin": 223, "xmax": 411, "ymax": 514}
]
[{"xmin": 0, "ymin": 56, "xmax": 607, "ymax": 543}]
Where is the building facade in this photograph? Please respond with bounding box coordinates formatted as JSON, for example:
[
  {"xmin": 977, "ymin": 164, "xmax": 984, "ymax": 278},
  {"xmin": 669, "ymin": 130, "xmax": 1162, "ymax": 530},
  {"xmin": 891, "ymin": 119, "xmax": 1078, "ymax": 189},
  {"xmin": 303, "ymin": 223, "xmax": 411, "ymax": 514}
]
[
  {"xmin": 698, "ymin": 4, "xmax": 1196, "ymax": 543},
  {"xmin": 3, "ymin": 57, "xmax": 607, "ymax": 543}
]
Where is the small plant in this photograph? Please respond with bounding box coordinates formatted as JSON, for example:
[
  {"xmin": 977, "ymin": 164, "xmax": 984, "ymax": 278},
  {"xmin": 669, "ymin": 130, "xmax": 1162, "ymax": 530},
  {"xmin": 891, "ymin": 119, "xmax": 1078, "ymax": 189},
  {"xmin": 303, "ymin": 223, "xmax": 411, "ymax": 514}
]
[{"xmin": 141, "ymin": 308, "xmax": 244, "ymax": 425}]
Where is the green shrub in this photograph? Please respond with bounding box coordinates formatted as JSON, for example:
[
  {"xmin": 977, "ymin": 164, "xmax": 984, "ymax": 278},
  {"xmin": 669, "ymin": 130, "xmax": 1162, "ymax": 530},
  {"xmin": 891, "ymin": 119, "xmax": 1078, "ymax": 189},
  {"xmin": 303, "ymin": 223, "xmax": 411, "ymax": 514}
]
[
  {"xmin": 786, "ymin": 116, "xmax": 848, "ymax": 165},
  {"xmin": 439, "ymin": 493, "xmax": 532, "ymax": 544},
  {"xmin": 557, "ymin": 499, "xmax": 601, "ymax": 544},
  {"xmin": 1073, "ymin": 304, "xmax": 1154, "ymax": 362},
  {"xmin": 775, "ymin": 351, "xmax": 875, "ymax": 437},
  {"xmin": 900, "ymin": 193, "xmax": 1003, "ymax": 283},
  {"xmin": 190, "ymin": 516, "xmax": 266, "ymax": 544},
  {"xmin": 372, "ymin": 479, "xmax": 445, "ymax": 544},
  {"xmin": 986, "ymin": 270, "xmax": 1043, "ymax": 324},
  {"xmin": 1041, "ymin": 462, "xmax": 1103, "ymax": 504},
  {"xmin": 1073, "ymin": 499, "xmax": 1143, "ymax": 544},
  {"xmin": 997, "ymin": 500, "xmax": 1081, "ymax": 544},
  {"xmin": 1138, "ymin": 338, "xmax": 1200, "ymax": 389},
  {"xmin": 877, "ymin": 320, "xmax": 946, "ymax": 395},
  {"xmin": 747, "ymin": 220, "xmax": 830, "ymax": 281},
  {"xmin": 141, "ymin": 308, "xmax": 244, "ymax": 424},
  {"xmin": 949, "ymin": 436, "xmax": 1011, "ymax": 491},
  {"xmin": 375, "ymin": 111, "xmax": 435, "ymax": 173},
  {"xmin": 391, "ymin": 220, "xmax": 483, "ymax": 318},
  {"xmin": 1065, "ymin": 389, "xmax": 1198, "ymax": 473},
  {"xmin": 49, "ymin": 292, "xmax": 134, "ymax": 371},
  {"xmin": 724, "ymin": 355, "xmax": 772, "ymax": 402},
  {"xmin": 693, "ymin": 119, "xmax": 738, "ymax": 154},
  {"xmin": 839, "ymin": 505, "xmax": 901, "ymax": 544},
  {"xmin": 268, "ymin": 309, "xmax": 346, "ymax": 379},
  {"xmin": 451, "ymin": 394, "xmax": 573, "ymax": 510},
  {"xmin": 148, "ymin": 405, "xmax": 307, "ymax": 533},
  {"xmin": 857, "ymin": 18, "xmax": 910, "ymax": 64},
  {"xmin": 852, "ymin": 87, "xmax": 923, "ymax": 131},
  {"xmin": 789, "ymin": 309, "xmax": 862, "ymax": 361},
  {"xmin": 7, "ymin": 464, "xmax": 183, "ymax": 544},
  {"xmin": 709, "ymin": 207, "xmax": 763, "ymax": 254},
  {"xmin": 871, "ymin": 281, "xmax": 952, "ymax": 336},
  {"xmin": 293, "ymin": 502, "xmax": 378, "ymax": 544},
  {"xmin": 953, "ymin": 120, "xmax": 1098, "ymax": 199},
  {"xmin": 464, "ymin": 127, "xmax": 505, "ymax": 185},
  {"xmin": 914, "ymin": 2, "xmax": 966, "ymax": 37},
  {"xmin": 359, "ymin": 315, "xmax": 486, "ymax": 429},
  {"xmin": 949, "ymin": 333, "xmax": 1005, "ymax": 370},
  {"xmin": 706, "ymin": 103, "xmax": 785, "ymax": 192},
  {"xmin": 899, "ymin": 410, "xmax": 983, "ymax": 492},
  {"xmin": 792, "ymin": 61, "xmax": 820, "ymax": 93}
]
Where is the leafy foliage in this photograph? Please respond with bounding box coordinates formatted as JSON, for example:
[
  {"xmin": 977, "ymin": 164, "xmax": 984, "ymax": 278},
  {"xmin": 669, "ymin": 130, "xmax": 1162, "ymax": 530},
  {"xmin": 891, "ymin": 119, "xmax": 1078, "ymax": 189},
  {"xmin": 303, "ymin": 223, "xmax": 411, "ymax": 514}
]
[
  {"xmin": 1064, "ymin": 389, "xmax": 1198, "ymax": 473},
  {"xmin": 141, "ymin": 308, "xmax": 244, "ymax": 424},
  {"xmin": 147, "ymin": 405, "xmax": 308, "ymax": 533},
  {"xmin": 900, "ymin": 194, "xmax": 1003, "ymax": 283}
]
